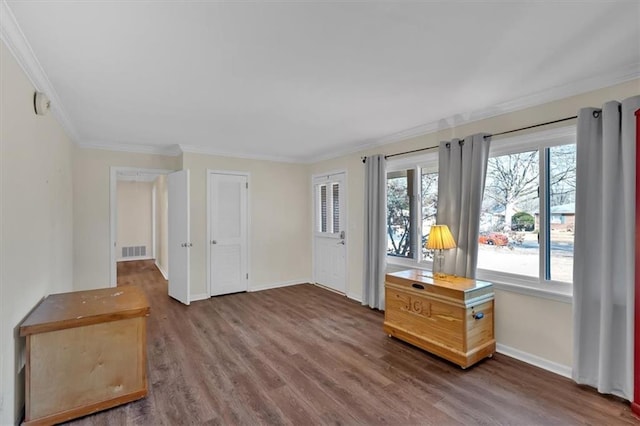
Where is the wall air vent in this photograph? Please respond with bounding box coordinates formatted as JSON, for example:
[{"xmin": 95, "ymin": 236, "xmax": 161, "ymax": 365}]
[{"xmin": 121, "ymin": 246, "xmax": 146, "ymax": 258}]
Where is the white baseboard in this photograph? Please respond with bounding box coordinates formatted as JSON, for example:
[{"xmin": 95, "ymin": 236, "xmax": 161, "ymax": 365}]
[
  {"xmin": 496, "ymin": 343, "xmax": 572, "ymax": 378},
  {"xmin": 155, "ymin": 261, "xmax": 168, "ymax": 280},
  {"xmin": 347, "ymin": 291, "xmax": 362, "ymax": 303},
  {"xmin": 190, "ymin": 293, "xmax": 210, "ymax": 302},
  {"xmin": 249, "ymin": 279, "xmax": 310, "ymax": 292},
  {"xmin": 117, "ymin": 256, "xmax": 153, "ymax": 262}
]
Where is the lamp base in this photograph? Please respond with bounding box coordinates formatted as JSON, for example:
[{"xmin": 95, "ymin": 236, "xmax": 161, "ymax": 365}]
[{"xmin": 436, "ymin": 250, "xmax": 446, "ymax": 278}]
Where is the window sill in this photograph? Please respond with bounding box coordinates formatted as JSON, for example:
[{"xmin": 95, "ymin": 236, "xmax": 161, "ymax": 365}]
[
  {"xmin": 489, "ymin": 280, "xmax": 572, "ymax": 304},
  {"xmin": 476, "ymin": 270, "xmax": 572, "ymax": 304},
  {"xmin": 386, "ymin": 256, "xmax": 433, "ymax": 272},
  {"xmin": 386, "ymin": 257, "xmax": 572, "ymax": 304}
]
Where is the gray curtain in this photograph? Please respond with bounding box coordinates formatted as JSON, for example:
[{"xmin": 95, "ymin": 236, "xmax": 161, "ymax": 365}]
[
  {"xmin": 572, "ymin": 95, "xmax": 640, "ymax": 400},
  {"xmin": 436, "ymin": 134, "xmax": 491, "ymax": 278},
  {"xmin": 363, "ymin": 154, "xmax": 387, "ymax": 310}
]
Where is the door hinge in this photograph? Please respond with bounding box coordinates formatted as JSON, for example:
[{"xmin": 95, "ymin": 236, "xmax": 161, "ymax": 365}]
[
  {"xmin": 246, "ymin": 182, "xmax": 248, "ymax": 189},
  {"xmin": 246, "ymin": 273, "xmax": 249, "ymax": 280}
]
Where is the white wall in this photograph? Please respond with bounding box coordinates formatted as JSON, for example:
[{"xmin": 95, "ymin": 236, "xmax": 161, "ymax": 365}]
[
  {"xmin": 154, "ymin": 175, "xmax": 169, "ymax": 278},
  {"xmin": 309, "ymin": 79, "xmax": 640, "ymax": 370},
  {"xmin": 182, "ymin": 153, "xmax": 311, "ymax": 299},
  {"xmin": 0, "ymin": 40, "xmax": 74, "ymax": 425},
  {"xmin": 116, "ymin": 181, "xmax": 153, "ymax": 259},
  {"xmin": 73, "ymin": 148, "xmax": 180, "ymax": 290}
]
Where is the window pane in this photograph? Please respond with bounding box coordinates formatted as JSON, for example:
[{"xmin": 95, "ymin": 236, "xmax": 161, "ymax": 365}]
[
  {"xmin": 421, "ymin": 171, "xmax": 438, "ymax": 260},
  {"xmin": 549, "ymin": 144, "xmax": 576, "ymax": 282},
  {"xmin": 332, "ymin": 183, "xmax": 340, "ymax": 233},
  {"xmin": 387, "ymin": 170, "xmax": 413, "ymax": 258},
  {"xmin": 320, "ymin": 184, "xmax": 327, "ymax": 233},
  {"xmin": 478, "ymin": 150, "xmax": 540, "ymax": 277}
]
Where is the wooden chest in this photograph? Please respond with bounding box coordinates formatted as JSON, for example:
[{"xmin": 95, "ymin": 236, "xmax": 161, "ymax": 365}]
[
  {"xmin": 20, "ymin": 286, "xmax": 150, "ymax": 425},
  {"xmin": 383, "ymin": 269, "xmax": 495, "ymax": 368}
]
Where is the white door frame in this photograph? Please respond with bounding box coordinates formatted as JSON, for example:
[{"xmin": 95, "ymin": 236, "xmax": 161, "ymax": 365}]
[
  {"xmin": 151, "ymin": 183, "xmax": 156, "ymax": 260},
  {"xmin": 311, "ymin": 169, "xmax": 348, "ymax": 292},
  {"xmin": 206, "ymin": 169, "xmax": 251, "ymax": 296},
  {"xmin": 109, "ymin": 166, "xmax": 175, "ymax": 287}
]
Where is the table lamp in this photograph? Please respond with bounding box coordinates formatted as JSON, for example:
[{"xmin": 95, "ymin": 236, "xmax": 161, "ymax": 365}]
[{"xmin": 426, "ymin": 224, "xmax": 457, "ymax": 278}]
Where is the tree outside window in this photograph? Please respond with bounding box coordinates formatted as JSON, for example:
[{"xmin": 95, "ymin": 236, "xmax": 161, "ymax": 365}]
[
  {"xmin": 387, "ymin": 170, "xmax": 413, "ymax": 258},
  {"xmin": 478, "ymin": 142, "xmax": 576, "ymax": 283},
  {"xmin": 386, "ymin": 164, "xmax": 438, "ymax": 261}
]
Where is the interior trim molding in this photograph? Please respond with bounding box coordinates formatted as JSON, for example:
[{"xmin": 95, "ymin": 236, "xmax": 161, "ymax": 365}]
[
  {"xmin": 307, "ymin": 62, "xmax": 640, "ymax": 164},
  {"xmin": 346, "ymin": 291, "xmax": 362, "ymax": 303},
  {"xmin": 116, "ymin": 256, "xmax": 153, "ymax": 262},
  {"xmin": 248, "ymin": 279, "xmax": 310, "ymax": 292},
  {"xmin": 190, "ymin": 293, "xmax": 210, "ymax": 302},
  {"xmin": 179, "ymin": 144, "xmax": 299, "ymax": 164},
  {"xmin": 0, "ymin": 0, "xmax": 81, "ymax": 143},
  {"xmin": 155, "ymin": 261, "xmax": 168, "ymax": 281},
  {"xmin": 78, "ymin": 141, "xmax": 300, "ymax": 163},
  {"xmin": 79, "ymin": 141, "xmax": 183, "ymax": 157},
  {"xmin": 496, "ymin": 343, "xmax": 572, "ymax": 379}
]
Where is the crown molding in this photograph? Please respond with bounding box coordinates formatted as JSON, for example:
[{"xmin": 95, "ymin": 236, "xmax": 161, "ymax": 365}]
[
  {"xmin": 0, "ymin": 0, "xmax": 81, "ymax": 143},
  {"xmin": 78, "ymin": 140, "xmax": 301, "ymax": 163},
  {"xmin": 303, "ymin": 62, "xmax": 640, "ymax": 164},
  {"xmin": 2, "ymin": 0, "xmax": 637, "ymax": 165},
  {"xmin": 79, "ymin": 140, "xmax": 182, "ymax": 157},
  {"xmin": 179, "ymin": 144, "xmax": 300, "ymax": 164}
]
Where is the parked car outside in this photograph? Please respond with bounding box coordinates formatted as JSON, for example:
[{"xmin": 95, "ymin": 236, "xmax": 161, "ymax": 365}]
[{"xmin": 478, "ymin": 232, "xmax": 509, "ymax": 246}]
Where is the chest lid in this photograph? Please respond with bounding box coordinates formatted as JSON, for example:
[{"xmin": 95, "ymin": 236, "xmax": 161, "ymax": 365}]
[
  {"xmin": 385, "ymin": 269, "xmax": 493, "ymax": 305},
  {"xmin": 20, "ymin": 286, "xmax": 150, "ymax": 336}
]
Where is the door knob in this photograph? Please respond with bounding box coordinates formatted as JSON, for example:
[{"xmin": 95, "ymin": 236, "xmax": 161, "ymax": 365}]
[
  {"xmin": 211, "ymin": 240, "xmax": 217, "ymax": 244},
  {"xmin": 337, "ymin": 240, "xmax": 345, "ymax": 245}
]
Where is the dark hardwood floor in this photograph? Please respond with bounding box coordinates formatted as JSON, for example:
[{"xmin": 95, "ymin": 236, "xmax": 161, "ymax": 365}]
[{"xmin": 66, "ymin": 260, "xmax": 637, "ymax": 425}]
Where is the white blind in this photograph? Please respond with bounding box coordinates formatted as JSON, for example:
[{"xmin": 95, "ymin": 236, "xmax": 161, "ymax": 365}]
[
  {"xmin": 332, "ymin": 183, "xmax": 340, "ymax": 233},
  {"xmin": 320, "ymin": 184, "xmax": 327, "ymax": 233}
]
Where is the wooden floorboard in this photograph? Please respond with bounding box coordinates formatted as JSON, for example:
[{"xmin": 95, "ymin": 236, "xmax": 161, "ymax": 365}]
[{"xmin": 64, "ymin": 260, "xmax": 638, "ymax": 425}]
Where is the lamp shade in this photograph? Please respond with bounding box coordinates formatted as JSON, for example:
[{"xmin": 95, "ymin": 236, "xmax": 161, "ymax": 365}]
[{"xmin": 426, "ymin": 225, "xmax": 457, "ymax": 250}]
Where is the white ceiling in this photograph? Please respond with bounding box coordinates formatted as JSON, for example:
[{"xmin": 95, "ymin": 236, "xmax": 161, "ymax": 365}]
[{"xmin": 3, "ymin": 1, "xmax": 639, "ymax": 163}]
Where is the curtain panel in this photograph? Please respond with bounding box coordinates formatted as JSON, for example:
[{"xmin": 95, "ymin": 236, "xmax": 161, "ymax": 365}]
[
  {"xmin": 436, "ymin": 134, "xmax": 491, "ymax": 278},
  {"xmin": 363, "ymin": 154, "xmax": 387, "ymax": 310},
  {"xmin": 573, "ymin": 95, "xmax": 640, "ymax": 400}
]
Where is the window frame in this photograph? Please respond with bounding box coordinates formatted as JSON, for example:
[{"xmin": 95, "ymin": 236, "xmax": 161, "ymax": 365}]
[
  {"xmin": 476, "ymin": 126, "xmax": 576, "ymax": 302},
  {"xmin": 314, "ymin": 173, "xmax": 345, "ymax": 238},
  {"xmin": 384, "ymin": 127, "xmax": 575, "ymax": 303},
  {"xmin": 386, "ymin": 150, "xmax": 439, "ymax": 269}
]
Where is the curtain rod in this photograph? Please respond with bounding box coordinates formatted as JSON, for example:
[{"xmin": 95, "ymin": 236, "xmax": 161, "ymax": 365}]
[
  {"xmin": 361, "ymin": 114, "xmax": 578, "ymax": 163},
  {"xmin": 484, "ymin": 115, "xmax": 578, "ymax": 139}
]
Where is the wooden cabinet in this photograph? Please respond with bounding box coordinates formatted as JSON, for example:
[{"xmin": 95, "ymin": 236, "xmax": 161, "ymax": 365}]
[
  {"xmin": 383, "ymin": 269, "xmax": 495, "ymax": 368},
  {"xmin": 19, "ymin": 286, "xmax": 150, "ymax": 425}
]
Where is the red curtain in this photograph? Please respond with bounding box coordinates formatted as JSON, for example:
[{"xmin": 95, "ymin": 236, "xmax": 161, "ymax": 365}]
[{"xmin": 634, "ymin": 108, "xmax": 640, "ymax": 416}]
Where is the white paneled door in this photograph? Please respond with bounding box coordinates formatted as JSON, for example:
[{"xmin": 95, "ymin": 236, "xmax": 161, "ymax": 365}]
[
  {"xmin": 208, "ymin": 172, "xmax": 249, "ymax": 296},
  {"xmin": 313, "ymin": 172, "xmax": 347, "ymax": 294},
  {"xmin": 168, "ymin": 170, "xmax": 190, "ymax": 305}
]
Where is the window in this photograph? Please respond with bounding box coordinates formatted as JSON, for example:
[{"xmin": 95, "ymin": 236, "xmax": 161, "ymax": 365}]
[
  {"xmin": 421, "ymin": 169, "xmax": 438, "ymax": 260},
  {"xmin": 387, "ymin": 169, "xmax": 414, "ymax": 258},
  {"xmin": 384, "ymin": 127, "xmax": 575, "ymax": 295},
  {"xmin": 477, "ymin": 129, "xmax": 576, "ymax": 286},
  {"xmin": 548, "ymin": 144, "xmax": 576, "ymax": 282},
  {"xmin": 386, "ymin": 154, "xmax": 438, "ymax": 264},
  {"xmin": 315, "ymin": 176, "xmax": 343, "ymax": 235}
]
